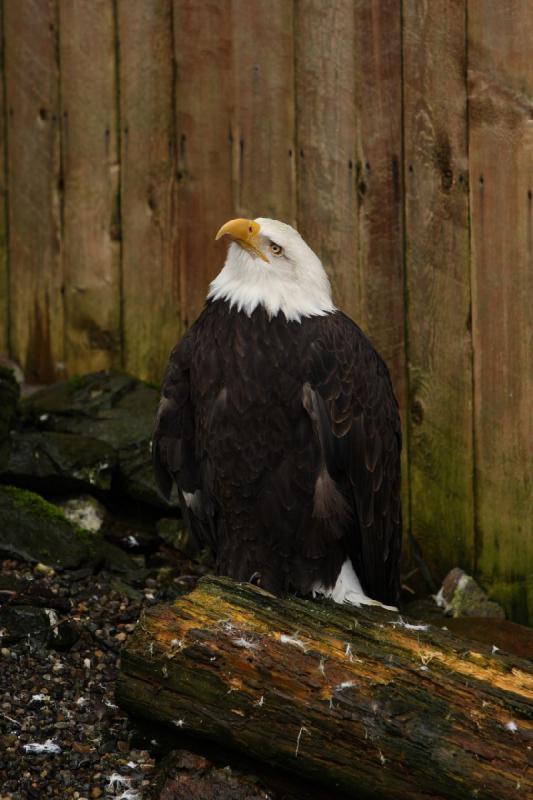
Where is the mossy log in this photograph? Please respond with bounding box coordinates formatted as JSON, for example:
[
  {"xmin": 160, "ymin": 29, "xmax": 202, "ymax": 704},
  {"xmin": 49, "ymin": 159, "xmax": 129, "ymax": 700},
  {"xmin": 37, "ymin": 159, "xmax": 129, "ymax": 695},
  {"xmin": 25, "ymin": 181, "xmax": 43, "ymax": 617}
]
[{"xmin": 117, "ymin": 577, "xmax": 533, "ymax": 800}]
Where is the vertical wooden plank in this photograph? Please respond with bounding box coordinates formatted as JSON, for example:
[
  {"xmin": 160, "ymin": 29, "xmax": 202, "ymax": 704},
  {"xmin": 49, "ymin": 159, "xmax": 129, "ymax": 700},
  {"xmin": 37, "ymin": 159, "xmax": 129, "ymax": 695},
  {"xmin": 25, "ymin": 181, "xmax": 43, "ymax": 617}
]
[
  {"xmin": 59, "ymin": 0, "xmax": 121, "ymax": 375},
  {"xmin": 231, "ymin": 0, "xmax": 295, "ymax": 223},
  {"xmin": 354, "ymin": 1, "xmax": 405, "ymax": 400},
  {"xmin": 0, "ymin": 0, "xmax": 8, "ymax": 356},
  {"xmin": 174, "ymin": 0, "xmax": 234, "ymax": 330},
  {"xmin": 403, "ymin": 1, "xmax": 474, "ymax": 580},
  {"xmin": 297, "ymin": 1, "xmax": 409, "ymax": 547},
  {"xmin": 469, "ymin": 0, "xmax": 533, "ymax": 623},
  {"xmin": 295, "ymin": 0, "xmax": 359, "ymax": 318},
  {"xmin": 4, "ymin": 0, "xmax": 63, "ymax": 382},
  {"xmin": 353, "ymin": 0, "xmax": 409, "ymax": 551},
  {"xmin": 118, "ymin": 0, "xmax": 178, "ymax": 382}
]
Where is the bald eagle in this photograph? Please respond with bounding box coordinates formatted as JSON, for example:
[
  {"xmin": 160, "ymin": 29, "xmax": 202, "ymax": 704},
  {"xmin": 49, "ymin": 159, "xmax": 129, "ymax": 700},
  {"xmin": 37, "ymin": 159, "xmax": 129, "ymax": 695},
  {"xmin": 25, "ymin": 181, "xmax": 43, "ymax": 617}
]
[{"xmin": 153, "ymin": 218, "xmax": 401, "ymax": 608}]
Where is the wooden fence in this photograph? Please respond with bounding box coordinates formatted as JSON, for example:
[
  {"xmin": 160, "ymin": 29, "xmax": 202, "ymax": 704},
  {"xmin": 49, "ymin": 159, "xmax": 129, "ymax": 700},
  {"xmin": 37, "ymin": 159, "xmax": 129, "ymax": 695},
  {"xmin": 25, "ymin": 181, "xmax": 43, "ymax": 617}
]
[{"xmin": 0, "ymin": 0, "xmax": 531, "ymax": 623}]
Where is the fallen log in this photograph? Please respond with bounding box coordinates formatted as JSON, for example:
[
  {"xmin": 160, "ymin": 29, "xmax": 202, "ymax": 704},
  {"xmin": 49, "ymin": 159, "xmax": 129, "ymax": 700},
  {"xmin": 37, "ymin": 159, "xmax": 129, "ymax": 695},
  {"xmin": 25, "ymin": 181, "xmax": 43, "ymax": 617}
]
[{"xmin": 117, "ymin": 577, "xmax": 533, "ymax": 800}]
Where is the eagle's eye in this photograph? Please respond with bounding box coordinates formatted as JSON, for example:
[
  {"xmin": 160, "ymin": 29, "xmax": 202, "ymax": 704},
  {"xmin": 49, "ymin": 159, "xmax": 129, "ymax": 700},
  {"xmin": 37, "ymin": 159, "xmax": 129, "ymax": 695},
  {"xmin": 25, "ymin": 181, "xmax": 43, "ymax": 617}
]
[{"xmin": 270, "ymin": 242, "xmax": 283, "ymax": 256}]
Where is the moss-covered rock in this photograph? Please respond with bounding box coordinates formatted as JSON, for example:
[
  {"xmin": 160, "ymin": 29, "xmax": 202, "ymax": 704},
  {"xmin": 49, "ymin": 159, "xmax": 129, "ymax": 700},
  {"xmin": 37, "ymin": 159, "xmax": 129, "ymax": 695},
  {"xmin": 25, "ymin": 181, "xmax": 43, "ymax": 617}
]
[
  {"xmin": 0, "ymin": 485, "xmax": 135, "ymax": 573},
  {"xmin": 435, "ymin": 567, "xmax": 505, "ymax": 619},
  {"xmin": 23, "ymin": 370, "xmax": 136, "ymax": 422}
]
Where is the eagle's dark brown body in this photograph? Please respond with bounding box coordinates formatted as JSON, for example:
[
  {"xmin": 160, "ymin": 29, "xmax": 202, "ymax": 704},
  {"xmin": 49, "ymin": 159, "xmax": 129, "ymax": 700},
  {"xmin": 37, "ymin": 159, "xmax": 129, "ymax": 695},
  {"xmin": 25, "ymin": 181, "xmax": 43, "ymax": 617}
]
[{"xmin": 153, "ymin": 299, "xmax": 402, "ymax": 605}]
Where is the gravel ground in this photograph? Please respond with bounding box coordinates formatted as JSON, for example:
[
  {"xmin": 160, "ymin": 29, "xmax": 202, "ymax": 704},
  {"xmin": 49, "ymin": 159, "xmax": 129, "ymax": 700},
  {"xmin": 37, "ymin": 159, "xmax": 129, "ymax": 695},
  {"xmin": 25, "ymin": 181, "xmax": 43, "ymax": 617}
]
[{"xmin": 0, "ymin": 554, "xmax": 193, "ymax": 800}]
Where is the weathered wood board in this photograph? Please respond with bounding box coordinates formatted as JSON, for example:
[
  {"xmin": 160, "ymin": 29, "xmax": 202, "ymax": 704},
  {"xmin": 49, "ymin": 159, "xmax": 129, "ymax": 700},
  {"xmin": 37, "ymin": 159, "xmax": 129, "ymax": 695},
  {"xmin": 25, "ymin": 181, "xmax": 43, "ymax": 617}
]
[
  {"xmin": 59, "ymin": 0, "xmax": 121, "ymax": 375},
  {"xmin": 352, "ymin": 0, "xmax": 409, "ymax": 557},
  {"xmin": 354, "ymin": 0, "xmax": 405, "ymax": 413},
  {"xmin": 0, "ymin": 2, "xmax": 8, "ymax": 356},
  {"xmin": 295, "ymin": 0, "xmax": 359, "ymax": 319},
  {"xmin": 231, "ymin": 0, "xmax": 296, "ymax": 224},
  {"xmin": 117, "ymin": 577, "xmax": 533, "ymax": 800},
  {"xmin": 403, "ymin": 0, "xmax": 474, "ymax": 580},
  {"xmin": 118, "ymin": 0, "xmax": 178, "ymax": 381},
  {"xmin": 174, "ymin": 0, "xmax": 234, "ymax": 330},
  {"xmin": 4, "ymin": 0, "xmax": 63, "ymax": 382},
  {"xmin": 468, "ymin": 0, "xmax": 533, "ymax": 624}
]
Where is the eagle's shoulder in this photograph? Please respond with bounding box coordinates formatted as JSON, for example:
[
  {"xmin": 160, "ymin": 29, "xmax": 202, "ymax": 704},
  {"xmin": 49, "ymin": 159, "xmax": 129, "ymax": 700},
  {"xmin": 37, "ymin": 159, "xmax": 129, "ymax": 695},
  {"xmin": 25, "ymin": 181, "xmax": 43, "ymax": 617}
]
[
  {"xmin": 302, "ymin": 311, "xmax": 398, "ymax": 405},
  {"xmin": 152, "ymin": 323, "xmax": 198, "ymax": 498}
]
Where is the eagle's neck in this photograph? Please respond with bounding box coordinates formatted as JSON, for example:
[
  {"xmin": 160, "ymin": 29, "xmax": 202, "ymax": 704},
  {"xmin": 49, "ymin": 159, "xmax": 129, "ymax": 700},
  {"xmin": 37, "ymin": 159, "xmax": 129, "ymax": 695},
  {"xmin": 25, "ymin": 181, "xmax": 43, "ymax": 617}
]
[{"xmin": 207, "ymin": 242, "xmax": 336, "ymax": 323}]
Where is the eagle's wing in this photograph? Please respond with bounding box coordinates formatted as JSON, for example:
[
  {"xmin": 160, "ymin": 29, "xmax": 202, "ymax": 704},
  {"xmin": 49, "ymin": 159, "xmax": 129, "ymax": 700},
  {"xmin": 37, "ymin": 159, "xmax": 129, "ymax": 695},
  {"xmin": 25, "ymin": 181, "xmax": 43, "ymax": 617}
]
[
  {"xmin": 152, "ymin": 329, "xmax": 198, "ymax": 499},
  {"xmin": 153, "ymin": 323, "xmax": 219, "ymax": 553},
  {"xmin": 304, "ymin": 312, "xmax": 402, "ymax": 605}
]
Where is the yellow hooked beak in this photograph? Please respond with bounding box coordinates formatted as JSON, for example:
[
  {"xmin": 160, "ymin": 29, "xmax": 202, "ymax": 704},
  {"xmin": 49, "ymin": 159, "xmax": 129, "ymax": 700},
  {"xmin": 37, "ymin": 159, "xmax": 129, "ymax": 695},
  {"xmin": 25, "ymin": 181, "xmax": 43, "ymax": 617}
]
[{"xmin": 215, "ymin": 218, "xmax": 269, "ymax": 263}]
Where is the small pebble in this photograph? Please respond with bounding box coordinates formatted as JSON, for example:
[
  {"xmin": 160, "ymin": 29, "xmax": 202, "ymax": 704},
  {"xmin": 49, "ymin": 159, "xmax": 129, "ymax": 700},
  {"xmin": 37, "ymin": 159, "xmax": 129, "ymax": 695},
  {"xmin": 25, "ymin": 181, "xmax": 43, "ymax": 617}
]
[{"xmin": 34, "ymin": 563, "xmax": 55, "ymax": 577}]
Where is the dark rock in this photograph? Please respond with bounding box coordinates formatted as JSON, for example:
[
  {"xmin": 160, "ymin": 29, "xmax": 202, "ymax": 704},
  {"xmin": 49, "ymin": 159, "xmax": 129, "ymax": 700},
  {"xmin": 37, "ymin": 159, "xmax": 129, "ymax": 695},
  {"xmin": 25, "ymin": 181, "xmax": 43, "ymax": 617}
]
[
  {"xmin": 0, "ymin": 365, "xmax": 20, "ymax": 471},
  {"xmin": 22, "ymin": 370, "xmax": 136, "ymax": 421},
  {"xmin": 51, "ymin": 619, "xmax": 82, "ymax": 651},
  {"xmin": 6, "ymin": 582, "xmax": 71, "ymax": 614},
  {"xmin": 156, "ymin": 519, "xmax": 196, "ymax": 557},
  {"xmin": 0, "ymin": 605, "xmax": 57, "ymax": 646},
  {"xmin": 1, "ymin": 430, "xmax": 115, "ymax": 492},
  {"xmin": 115, "ymin": 439, "xmax": 168, "ymax": 509},
  {"xmin": 0, "ymin": 485, "xmax": 136, "ymax": 573},
  {"xmin": 84, "ymin": 539, "xmax": 139, "ymax": 575},
  {"xmin": 101, "ymin": 500, "xmax": 161, "ymax": 552},
  {"xmin": 21, "ymin": 370, "xmax": 175, "ymax": 510}
]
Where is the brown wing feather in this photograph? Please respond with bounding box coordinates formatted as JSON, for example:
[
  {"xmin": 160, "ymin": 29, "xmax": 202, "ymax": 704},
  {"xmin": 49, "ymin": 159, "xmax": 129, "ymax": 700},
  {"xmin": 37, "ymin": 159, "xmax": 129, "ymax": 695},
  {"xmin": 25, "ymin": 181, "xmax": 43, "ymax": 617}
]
[
  {"xmin": 152, "ymin": 328, "xmax": 197, "ymax": 499},
  {"xmin": 304, "ymin": 312, "xmax": 402, "ymax": 605}
]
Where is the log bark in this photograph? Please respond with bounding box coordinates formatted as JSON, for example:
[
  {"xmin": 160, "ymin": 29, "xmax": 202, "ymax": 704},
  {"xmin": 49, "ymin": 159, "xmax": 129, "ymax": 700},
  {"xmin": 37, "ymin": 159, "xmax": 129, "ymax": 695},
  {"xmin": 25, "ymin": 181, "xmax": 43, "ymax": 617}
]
[{"xmin": 117, "ymin": 577, "xmax": 533, "ymax": 800}]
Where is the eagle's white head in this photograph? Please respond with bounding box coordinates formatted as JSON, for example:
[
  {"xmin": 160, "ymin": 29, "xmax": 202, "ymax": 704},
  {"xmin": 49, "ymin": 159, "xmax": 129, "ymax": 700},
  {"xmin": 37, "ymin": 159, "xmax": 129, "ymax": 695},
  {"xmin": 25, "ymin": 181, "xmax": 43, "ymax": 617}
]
[{"xmin": 208, "ymin": 217, "xmax": 336, "ymax": 322}]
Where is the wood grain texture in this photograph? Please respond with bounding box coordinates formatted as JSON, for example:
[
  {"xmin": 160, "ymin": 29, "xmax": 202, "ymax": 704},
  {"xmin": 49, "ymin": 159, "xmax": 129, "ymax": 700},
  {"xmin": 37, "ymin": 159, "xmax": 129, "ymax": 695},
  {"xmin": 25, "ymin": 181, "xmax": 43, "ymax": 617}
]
[
  {"xmin": 354, "ymin": 0, "xmax": 405, "ymax": 406},
  {"xmin": 174, "ymin": 0, "xmax": 234, "ymax": 330},
  {"xmin": 295, "ymin": 0, "xmax": 359, "ymax": 319},
  {"xmin": 0, "ymin": 2, "xmax": 8, "ymax": 356},
  {"xmin": 231, "ymin": 0, "xmax": 295, "ymax": 223},
  {"xmin": 118, "ymin": 577, "xmax": 533, "ymax": 800},
  {"xmin": 353, "ymin": 0, "xmax": 409, "ymax": 558},
  {"xmin": 59, "ymin": 0, "xmax": 121, "ymax": 375},
  {"xmin": 4, "ymin": 0, "xmax": 63, "ymax": 382},
  {"xmin": 403, "ymin": 1, "xmax": 474, "ymax": 579},
  {"xmin": 118, "ymin": 0, "xmax": 178, "ymax": 382},
  {"xmin": 468, "ymin": 1, "xmax": 533, "ymax": 624}
]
